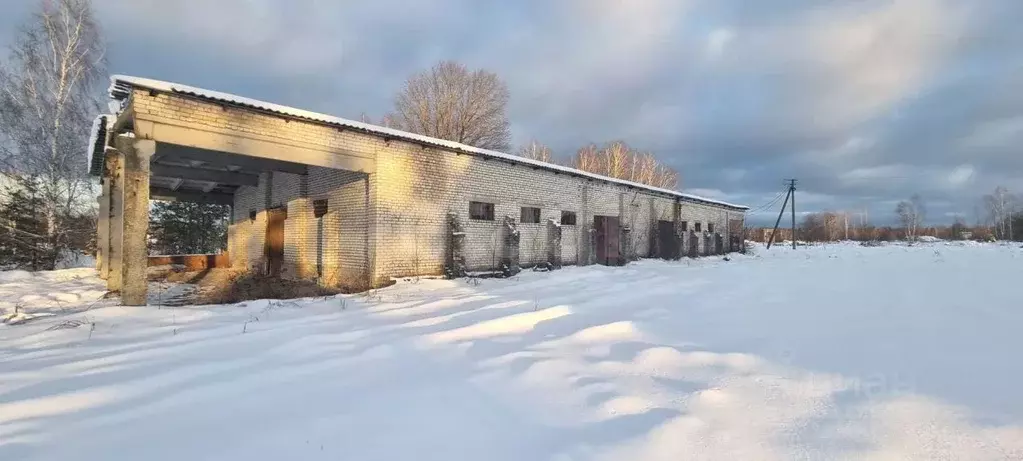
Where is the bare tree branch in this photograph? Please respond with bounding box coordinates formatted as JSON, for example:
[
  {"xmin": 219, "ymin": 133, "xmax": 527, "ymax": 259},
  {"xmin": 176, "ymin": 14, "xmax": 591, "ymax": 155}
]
[
  {"xmin": 517, "ymin": 139, "xmax": 552, "ymax": 163},
  {"xmin": 568, "ymin": 141, "xmax": 680, "ymax": 190},
  {"xmin": 389, "ymin": 61, "xmax": 511, "ymax": 151}
]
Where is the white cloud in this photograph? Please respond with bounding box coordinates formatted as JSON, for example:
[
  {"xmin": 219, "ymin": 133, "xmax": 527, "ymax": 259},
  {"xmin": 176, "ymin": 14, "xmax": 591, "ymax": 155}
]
[
  {"xmin": 93, "ymin": 0, "xmax": 445, "ymax": 75},
  {"xmin": 960, "ymin": 116, "xmax": 1023, "ymax": 150},
  {"xmin": 705, "ymin": 28, "xmax": 735, "ymax": 59},
  {"xmin": 841, "ymin": 164, "xmax": 911, "ymax": 183},
  {"xmin": 801, "ymin": 136, "xmax": 877, "ymax": 166},
  {"xmin": 722, "ymin": 0, "xmax": 966, "ymax": 134},
  {"xmin": 947, "ymin": 164, "xmax": 975, "ymax": 186}
]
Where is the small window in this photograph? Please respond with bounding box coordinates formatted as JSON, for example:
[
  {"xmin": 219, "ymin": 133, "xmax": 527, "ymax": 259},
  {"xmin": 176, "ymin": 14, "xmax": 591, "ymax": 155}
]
[
  {"xmin": 469, "ymin": 201, "xmax": 495, "ymax": 221},
  {"xmin": 313, "ymin": 199, "xmax": 328, "ymax": 218},
  {"xmin": 708, "ymin": 223, "xmax": 715, "ymax": 233},
  {"xmin": 521, "ymin": 207, "xmax": 541, "ymax": 224},
  {"xmin": 561, "ymin": 211, "xmax": 577, "ymax": 225},
  {"xmin": 679, "ymin": 221, "xmax": 688, "ymax": 232},
  {"xmin": 694, "ymin": 222, "xmax": 702, "ymax": 232},
  {"xmin": 249, "ymin": 210, "xmax": 257, "ymax": 221}
]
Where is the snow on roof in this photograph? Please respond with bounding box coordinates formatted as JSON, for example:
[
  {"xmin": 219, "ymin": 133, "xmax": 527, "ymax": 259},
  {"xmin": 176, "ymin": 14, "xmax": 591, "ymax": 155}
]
[{"xmin": 108, "ymin": 74, "xmax": 749, "ymax": 210}]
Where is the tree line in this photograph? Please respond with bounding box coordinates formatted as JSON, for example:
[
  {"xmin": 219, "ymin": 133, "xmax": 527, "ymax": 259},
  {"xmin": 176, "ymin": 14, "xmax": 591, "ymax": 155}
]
[{"xmin": 777, "ymin": 187, "xmax": 1023, "ymax": 244}]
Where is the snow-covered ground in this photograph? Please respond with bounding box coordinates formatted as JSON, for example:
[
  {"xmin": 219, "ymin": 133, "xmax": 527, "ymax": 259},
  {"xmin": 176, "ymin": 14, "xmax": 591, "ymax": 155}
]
[
  {"xmin": 0, "ymin": 268, "xmax": 110, "ymax": 324},
  {"xmin": 1, "ymin": 242, "xmax": 1022, "ymax": 460}
]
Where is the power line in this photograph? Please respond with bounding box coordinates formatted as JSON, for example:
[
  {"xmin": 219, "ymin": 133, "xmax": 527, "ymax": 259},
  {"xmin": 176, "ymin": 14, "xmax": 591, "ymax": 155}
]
[{"xmin": 748, "ymin": 191, "xmax": 787, "ymax": 213}]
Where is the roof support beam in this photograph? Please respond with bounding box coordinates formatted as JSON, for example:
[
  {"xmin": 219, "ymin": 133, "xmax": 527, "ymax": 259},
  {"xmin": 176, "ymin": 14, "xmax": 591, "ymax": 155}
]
[
  {"xmin": 136, "ymin": 118, "xmax": 375, "ymax": 173},
  {"xmin": 156, "ymin": 143, "xmax": 308, "ymax": 175},
  {"xmin": 151, "ymin": 163, "xmax": 259, "ymax": 187},
  {"xmin": 150, "ymin": 186, "xmax": 234, "ymax": 205}
]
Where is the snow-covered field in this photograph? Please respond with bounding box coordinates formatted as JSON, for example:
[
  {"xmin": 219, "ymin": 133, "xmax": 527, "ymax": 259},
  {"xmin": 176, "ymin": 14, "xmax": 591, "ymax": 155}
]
[{"xmin": 2, "ymin": 242, "xmax": 1022, "ymax": 460}]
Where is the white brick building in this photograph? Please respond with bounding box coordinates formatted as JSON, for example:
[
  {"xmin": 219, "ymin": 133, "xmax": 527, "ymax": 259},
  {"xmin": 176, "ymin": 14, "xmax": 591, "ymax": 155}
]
[{"xmin": 89, "ymin": 76, "xmax": 747, "ymax": 303}]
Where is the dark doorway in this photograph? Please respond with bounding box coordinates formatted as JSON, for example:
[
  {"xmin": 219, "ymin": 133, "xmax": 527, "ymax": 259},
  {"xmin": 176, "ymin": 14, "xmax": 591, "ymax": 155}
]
[
  {"xmin": 264, "ymin": 207, "xmax": 286, "ymax": 277},
  {"xmin": 593, "ymin": 215, "xmax": 622, "ymax": 266},
  {"xmin": 688, "ymin": 231, "xmax": 699, "ymax": 257},
  {"xmin": 730, "ymin": 235, "xmax": 742, "ymax": 252},
  {"xmin": 657, "ymin": 220, "xmax": 679, "ymax": 259}
]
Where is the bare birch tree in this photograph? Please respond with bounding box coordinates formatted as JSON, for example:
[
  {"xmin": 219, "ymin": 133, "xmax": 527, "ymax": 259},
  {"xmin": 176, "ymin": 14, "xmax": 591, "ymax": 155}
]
[
  {"xmin": 0, "ymin": 0, "xmax": 105, "ymax": 265},
  {"xmin": 389, "ymin": 61, "xmax": 511, "ymax": 151},
  {"xmin": 983, "ymin": 186, "xmax": 1015, "ymax": 240},
  {"xmin": 570, "ymin": 140, "xmax": 679, "ymax": 189},
  {"xmin": 518, "ymin": 139, "xmax": 552, "ymax": 163},
  {"xmin": 895, "ymin": 194, "xmax": 925, "ymax": 241},
  {"xmin": 571, "ymin": 143, "xmax": 601, "ymax": 174}
]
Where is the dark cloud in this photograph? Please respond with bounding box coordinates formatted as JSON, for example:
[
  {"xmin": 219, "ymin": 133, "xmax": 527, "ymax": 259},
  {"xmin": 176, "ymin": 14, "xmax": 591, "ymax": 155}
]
[{"xmin": 3, "ymin": 0, "xmax": 1020, "ymax": 225}]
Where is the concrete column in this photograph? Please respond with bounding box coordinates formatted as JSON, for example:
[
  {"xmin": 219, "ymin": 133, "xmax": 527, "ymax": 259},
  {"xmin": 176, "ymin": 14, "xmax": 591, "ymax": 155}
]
[
  {"xmin": 106, "ymin": 150, "xmax": 125, "ymax": 291},
  {"xmin": 579, "ymin": 182, "xmax": 590, "ymax": 265},
  {"xmin": 96, "ymin": 177, "xmax": 111, "ymax": 279},
  {"xmin": 119, "ymin": 139, "xmax": 155, "ymax": 306},
  {"xmin": 365, "ymin": 174, "xmax": 379, "ymax": 287}
]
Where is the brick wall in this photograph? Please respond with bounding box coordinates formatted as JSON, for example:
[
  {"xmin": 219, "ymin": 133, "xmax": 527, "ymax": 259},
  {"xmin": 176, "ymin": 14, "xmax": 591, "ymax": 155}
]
[
  {"xmin": 228, "ymin": 174, "xmax": 270, "ymax": 273},
  {"xmin": 307, "ymin": 167, "xmax": 370, "ymax": 288},
  {"xmin": 132, "ymin": 90, "xmax": 367, "ymax": 155},
  {"xmin": 371, "ymin": 145, "xmax": 595, "ymax": 275},
  {"xmin": 136, "ymin": 89, "xmax": 744, "ymax": 287},
  {"xmin": 368, "ymin": 143, "xmax": 739, "ymax": 279}
]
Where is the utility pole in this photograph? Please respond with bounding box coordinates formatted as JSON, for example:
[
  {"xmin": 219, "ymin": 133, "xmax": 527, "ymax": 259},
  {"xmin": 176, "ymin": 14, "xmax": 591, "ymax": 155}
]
[
  {"xmin": 789, "ymin": 179, "xmax": 797, "ymax": 249},
  {"xmin": 766, "ymin": 179, "xmax": 798, "ymax": 249}
]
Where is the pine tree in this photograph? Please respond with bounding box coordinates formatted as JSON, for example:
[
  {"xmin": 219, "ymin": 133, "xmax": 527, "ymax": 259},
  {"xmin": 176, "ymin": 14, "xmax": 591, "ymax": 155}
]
[
  {"xmin": 0, "ymin": 175, "xmax": 56, "ymax": 270},
  {"xmin": 149, "ymin": 201, "xmax": 230, "ymax": 255}
]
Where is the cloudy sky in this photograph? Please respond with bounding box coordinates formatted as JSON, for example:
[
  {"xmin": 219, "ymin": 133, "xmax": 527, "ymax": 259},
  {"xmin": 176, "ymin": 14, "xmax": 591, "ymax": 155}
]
[{"xmin": 3, "ymin": 0, "xmax": 1020, "ymax": 224}]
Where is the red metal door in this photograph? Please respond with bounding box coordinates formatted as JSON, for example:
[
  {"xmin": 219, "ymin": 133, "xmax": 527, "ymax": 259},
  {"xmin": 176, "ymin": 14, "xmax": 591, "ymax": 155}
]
[{"xmin": 594, "ymin": 215, "xmax": 621, "ymax": 266}]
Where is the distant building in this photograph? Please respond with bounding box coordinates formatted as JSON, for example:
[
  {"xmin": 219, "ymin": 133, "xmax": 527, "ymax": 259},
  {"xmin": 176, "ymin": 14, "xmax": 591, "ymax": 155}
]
[{"xmin": 750, "ymin": 227, "xmax": 792, "ymax": 243}]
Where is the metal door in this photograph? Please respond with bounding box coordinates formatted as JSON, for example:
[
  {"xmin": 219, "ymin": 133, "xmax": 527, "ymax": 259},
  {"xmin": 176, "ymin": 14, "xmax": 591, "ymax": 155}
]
[
  {"xmin": 657, "ymin": 220, "xmax": 679, "ymax": 259},
  {"xmin": 594, "ymin": 215, "xmax": 621, "ymax": 266}
]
